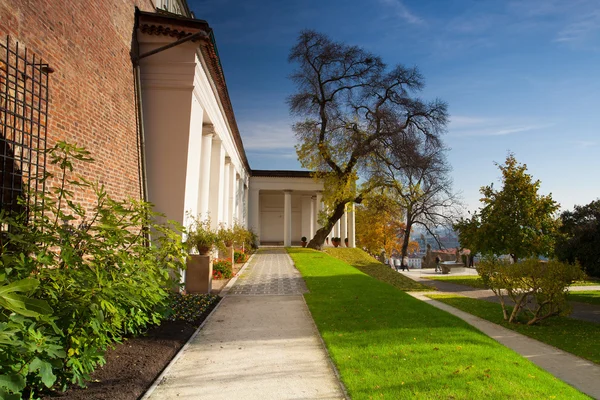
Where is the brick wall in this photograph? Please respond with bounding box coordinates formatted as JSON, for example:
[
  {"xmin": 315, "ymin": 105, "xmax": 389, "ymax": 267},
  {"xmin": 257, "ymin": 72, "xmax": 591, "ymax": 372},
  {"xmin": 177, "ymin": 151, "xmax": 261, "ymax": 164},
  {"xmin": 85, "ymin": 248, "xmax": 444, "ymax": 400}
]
[{"xmin": 0, "ymin": 0, "xmax": 156, "ymax": 206}]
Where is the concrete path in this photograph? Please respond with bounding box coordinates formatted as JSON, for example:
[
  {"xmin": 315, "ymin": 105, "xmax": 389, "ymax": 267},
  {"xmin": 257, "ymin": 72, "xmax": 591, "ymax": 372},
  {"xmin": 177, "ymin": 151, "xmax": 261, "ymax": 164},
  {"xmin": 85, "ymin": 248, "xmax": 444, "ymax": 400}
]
[
  {"xmin": 398, "ymin": 269, "xmax": 600, "ymax": 399},
  {"xmin": 145, "ymin": 248, "xmax": 346, "ymax": 400}
]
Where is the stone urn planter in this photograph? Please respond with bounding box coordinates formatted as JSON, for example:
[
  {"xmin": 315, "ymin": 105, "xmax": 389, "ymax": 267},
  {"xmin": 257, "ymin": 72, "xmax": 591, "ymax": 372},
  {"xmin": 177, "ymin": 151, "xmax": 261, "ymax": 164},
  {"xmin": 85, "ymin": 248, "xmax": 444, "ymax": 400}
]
[
  {"xmin": 332, "ymin": 237, "xmax": 341, "ymax": 247},
  {"xmin": 301, "ymin": 236, "xmax": 307, "ymax": 247},
  {"xmin": 185, "ymin": 255, "xmax": 213, "ymax": 294}
]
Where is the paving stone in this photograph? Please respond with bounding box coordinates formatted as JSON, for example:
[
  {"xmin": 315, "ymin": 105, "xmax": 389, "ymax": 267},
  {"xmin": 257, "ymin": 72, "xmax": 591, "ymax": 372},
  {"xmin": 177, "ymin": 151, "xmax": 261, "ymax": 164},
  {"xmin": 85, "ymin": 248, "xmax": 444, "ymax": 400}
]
[{"xmin": 228, "ymin": 248, "xmax": 308, "ymax": 296}]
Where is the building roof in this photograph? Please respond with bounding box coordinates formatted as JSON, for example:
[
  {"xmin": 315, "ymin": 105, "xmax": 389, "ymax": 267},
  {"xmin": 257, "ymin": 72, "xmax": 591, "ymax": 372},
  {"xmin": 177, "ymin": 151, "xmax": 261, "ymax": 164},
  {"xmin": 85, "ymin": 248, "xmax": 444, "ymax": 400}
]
[
  {"xmin": 251, "ymin": 170, "xmax": 313, "ymax": 178},
  {"xmin": 136, "ymin": 10, "xmax": 251, "ymax": 173}
]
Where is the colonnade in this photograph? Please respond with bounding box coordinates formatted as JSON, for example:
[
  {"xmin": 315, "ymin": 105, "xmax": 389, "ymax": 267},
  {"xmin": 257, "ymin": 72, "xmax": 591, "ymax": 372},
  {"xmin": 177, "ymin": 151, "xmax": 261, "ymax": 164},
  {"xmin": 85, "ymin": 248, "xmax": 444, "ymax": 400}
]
[
  {"xmin": 196, "ymin": 123, "xmax": 246, "ymax": 229},
  {"xmin": 248, "ymin": 188, "xmax": 356, "ymax": 247}
]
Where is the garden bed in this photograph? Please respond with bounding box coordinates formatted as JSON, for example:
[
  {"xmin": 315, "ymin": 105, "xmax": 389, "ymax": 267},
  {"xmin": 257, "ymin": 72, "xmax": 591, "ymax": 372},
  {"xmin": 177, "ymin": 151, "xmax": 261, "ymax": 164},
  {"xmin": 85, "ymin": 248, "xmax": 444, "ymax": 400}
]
[{"xmin": 43, "ymin": 296, "xmax": 221, "ymax": 400}]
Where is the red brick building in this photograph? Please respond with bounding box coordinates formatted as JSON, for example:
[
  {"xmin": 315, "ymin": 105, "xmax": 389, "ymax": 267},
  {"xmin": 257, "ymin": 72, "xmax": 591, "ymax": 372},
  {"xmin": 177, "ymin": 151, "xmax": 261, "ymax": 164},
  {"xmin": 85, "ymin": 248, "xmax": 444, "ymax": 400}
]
[{"xmin": 0, "ymin": 0, "xmax": 166, "ymax": 205}]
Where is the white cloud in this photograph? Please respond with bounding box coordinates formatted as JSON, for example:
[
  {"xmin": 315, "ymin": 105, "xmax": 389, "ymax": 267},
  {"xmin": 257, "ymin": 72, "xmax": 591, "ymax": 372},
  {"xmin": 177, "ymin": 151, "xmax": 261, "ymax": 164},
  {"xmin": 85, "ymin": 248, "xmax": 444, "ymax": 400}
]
[
  {"xmin": 239, "ymin": 120, "xmax": 296, "ymax": 150},
  {"xmin": 573, "ymin": 140, "xmax": 598, "ymax": 148},
  {"xmin": 555, "ymin": 9, "xmax": 600, "ymax": 43},
  {"xmin": 448, "ymin": 115, "xmax": 553, "ymax": 137},
  {"xmin": 379, "ymin": 0, "xmax": 425, "ymax": 25}
]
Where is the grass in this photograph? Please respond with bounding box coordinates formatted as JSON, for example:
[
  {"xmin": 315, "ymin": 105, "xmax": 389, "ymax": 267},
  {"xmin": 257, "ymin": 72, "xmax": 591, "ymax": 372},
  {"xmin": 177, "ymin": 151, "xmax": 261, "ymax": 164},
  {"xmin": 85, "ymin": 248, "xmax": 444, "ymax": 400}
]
[
  {"xmin": 428, "ymin": 294, "xmax": 600, "ymax": 365},
  {"xmin": 323, "ymin": 248, "xmax": 432, "ymax": 291},
  {"xmin": 288, "ymin": 248, "xmax": 589, "ymax": 399},
  {"xmin": 572, "ymin": 279, "xmax": 600, "ymax": 287},
  {"xmin": 568, "ymin": 291, "xmax": 600, "ymax": 306}
]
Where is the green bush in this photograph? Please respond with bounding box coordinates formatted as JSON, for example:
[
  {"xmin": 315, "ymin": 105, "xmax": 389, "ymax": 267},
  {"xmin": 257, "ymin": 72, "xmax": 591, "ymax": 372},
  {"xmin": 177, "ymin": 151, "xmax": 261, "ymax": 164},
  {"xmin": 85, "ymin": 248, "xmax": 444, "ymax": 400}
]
[
  {"xmin": 477, "ymin": 257, "xmax": 585, "ymax": 325},
  {"xmin": 0, "ymin": 142, "xmax": 187, "ymax": 397},
  {"xmin": 234, "ymin": 250, "xmax": 248, "ymax": 264},
  {"xmin": 186, "ymin": 215, "xmax": 218, "ymax": 254},
  {"xmin": 166, "ymin": 293, "xmax": 220, "ymax": 323},
  {"xmin": 212, "ymin": 259, "xmax": 233, "ymax": 279}
]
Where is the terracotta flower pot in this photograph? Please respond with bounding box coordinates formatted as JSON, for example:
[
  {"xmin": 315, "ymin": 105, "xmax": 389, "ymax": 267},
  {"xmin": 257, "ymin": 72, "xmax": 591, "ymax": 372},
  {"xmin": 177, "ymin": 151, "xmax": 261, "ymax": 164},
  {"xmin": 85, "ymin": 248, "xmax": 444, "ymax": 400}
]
[{"xmin": 197, "ymin": 245, "xmax": 211, "ymax": 255}]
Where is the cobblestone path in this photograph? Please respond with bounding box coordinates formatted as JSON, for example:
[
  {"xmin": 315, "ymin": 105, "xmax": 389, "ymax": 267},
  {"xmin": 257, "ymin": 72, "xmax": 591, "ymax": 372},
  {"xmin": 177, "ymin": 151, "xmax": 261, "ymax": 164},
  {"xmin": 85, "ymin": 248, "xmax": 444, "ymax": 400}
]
[{"xmin": 227, "ymin": 248, "xmax": 308, "ymax": 296}]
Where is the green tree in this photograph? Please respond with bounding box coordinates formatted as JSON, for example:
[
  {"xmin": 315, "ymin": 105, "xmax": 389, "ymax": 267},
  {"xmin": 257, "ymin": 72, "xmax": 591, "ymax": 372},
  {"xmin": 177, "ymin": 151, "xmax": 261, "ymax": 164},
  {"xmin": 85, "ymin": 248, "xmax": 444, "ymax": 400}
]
[
  {"xmin": 455, "ymin": 154, "xmax": 559, "ymax": 263},
  {"xmin": 555, "ymin": 200, "xmax": 600, "ymax": 278},
  {"xmin": 288, "ymin": 30, "xmax": 448, "ymax": 249}
]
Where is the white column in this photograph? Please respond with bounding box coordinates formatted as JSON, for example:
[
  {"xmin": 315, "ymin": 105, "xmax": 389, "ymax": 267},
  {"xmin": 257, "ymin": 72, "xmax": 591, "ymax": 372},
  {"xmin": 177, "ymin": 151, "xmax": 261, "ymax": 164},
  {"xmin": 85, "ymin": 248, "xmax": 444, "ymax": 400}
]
[
  {"xmin": 284, "ymin": 190, "xmax": 292, "ymax": 247},
  {"xmin": 235, "ymin": 173, "xmax": 241, "ymax": 224},
  {"xmin": 249, "ymin": 188, "xmax": 260, "ymax": 241},
  {"xmin": 223, "ymin": 157, "xmax": 230, "ymax": 227},
  {"xmin": 348, "ymin": 203, "xmax": 356, "ymax": 248},
  {"xmin": 315, "ymin": 191, "xmax": 323, "ymax": 232},
  {"xmin": 198, "ymin": 131, "xmax": 213, "ymax": 218},
  {"xmin": 208, "ymin": 138, "xmax": 224, "ymax": 229},
  {"xmin": 334, "ymin": 219, "xmax": 341, "ymax": 238},
  {"xmin": 228, "ymin": 163, "xmax": 236, "ymax": 226},
  {"xmin": 309, "ymin": 196, "xmax": 316, "ymax": 239},
  {"xmin": 301, "ymin": 195, "xmax": 311, "ymax": 240},
  {"xmin": 244, "ymin": 183, "xmax": 249, "ymax": 227},
  {"xmin": 340, "ymin": 208, "xmax": 347, "ymax": 244}
]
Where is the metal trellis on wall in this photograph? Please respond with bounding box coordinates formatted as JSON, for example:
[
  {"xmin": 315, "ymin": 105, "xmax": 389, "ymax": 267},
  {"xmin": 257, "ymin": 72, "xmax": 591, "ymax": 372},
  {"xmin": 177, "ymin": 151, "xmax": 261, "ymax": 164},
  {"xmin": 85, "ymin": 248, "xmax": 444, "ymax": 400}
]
[{"xmin": 0, "ymin": 36, "xmax": 51, "ymax": 221}]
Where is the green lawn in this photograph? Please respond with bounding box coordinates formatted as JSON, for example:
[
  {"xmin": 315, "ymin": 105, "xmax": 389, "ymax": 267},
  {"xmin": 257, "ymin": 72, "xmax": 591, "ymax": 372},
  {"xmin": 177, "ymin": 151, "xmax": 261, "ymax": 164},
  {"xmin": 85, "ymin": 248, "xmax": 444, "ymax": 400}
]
[
  {"xmin": 568, "ymin": 291, "xmax": 600, "ymax": 306},
  {"xmin": 428, "ymin": 294, "xmax": 600, "ymax": 365},
  {"xmin": 289, "ymin": 248, "xmax": 589, "ymax": 399},
  {"xmin": 323, "ymin": 248, "xmax": 432, "ymax": 291},
  {"xmin": 572, "ymin": 280, "xmax": 600, "ymax": 287}
]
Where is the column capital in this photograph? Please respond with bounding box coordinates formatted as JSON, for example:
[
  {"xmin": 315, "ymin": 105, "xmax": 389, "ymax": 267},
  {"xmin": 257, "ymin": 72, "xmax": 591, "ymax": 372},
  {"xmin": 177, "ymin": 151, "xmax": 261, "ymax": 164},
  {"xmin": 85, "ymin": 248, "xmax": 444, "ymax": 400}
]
[{"xmin": 283, "ymin": 189, "xmax": 293, "ymax": 194}]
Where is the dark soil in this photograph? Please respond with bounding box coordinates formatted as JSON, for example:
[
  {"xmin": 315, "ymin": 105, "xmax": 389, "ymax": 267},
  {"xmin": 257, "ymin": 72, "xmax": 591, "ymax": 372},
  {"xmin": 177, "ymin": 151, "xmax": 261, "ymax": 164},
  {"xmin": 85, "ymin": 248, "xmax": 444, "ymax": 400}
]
[{"xmin": 43, "ymin": 298, "xmax": 220, "ymax": 400}]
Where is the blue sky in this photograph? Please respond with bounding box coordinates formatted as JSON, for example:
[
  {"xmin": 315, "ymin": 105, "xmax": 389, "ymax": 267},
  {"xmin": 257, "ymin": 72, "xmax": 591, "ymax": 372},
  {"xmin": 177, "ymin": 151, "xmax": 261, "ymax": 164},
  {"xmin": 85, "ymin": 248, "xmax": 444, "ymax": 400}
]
[{"xmin": 189, "ymin": 0, "xmax": 600, "ymax": 213}]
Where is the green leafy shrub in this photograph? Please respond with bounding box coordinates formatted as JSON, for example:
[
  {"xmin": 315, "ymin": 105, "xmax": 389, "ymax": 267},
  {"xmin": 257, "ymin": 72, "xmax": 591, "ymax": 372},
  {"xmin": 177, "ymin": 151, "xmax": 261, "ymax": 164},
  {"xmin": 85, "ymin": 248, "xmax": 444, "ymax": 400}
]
[
  {"xmin": 217, "ymin": 225, "xmax": 235, "ymax": 249},
  {"xmin": 477, "ymin": 257, "xmax": 585, "ymax": 325},
  {"xmin": 0, "ymin": 142, "xmax": 187, "ymax": 397},
  {"xmin": 234, "ymin": 250, "xmax": 248, "ymax": 264},
  {"xmin": 212, "ymin": 258, "xmax": 233, "ymax": 279},
  {"xmin": 232, "ymin": 222, "xmax": 257, "ymax": 251},
  {"xmin": 166, "ymin": 293, "xmax": 220, "ymax": 323},
  {"xmin": 186, "ymin": 215, "xmax": 218, "ymax": 254}
]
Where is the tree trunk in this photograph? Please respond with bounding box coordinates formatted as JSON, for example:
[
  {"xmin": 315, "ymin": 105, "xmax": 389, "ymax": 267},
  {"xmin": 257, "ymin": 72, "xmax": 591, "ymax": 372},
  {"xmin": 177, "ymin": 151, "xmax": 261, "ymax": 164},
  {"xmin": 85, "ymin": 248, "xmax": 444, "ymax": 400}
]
[
  {"xmin": 307, "ymin": 201, "xmax": 348, "ymax": 250},
  {"xmin": 400, "ymin": 219, "xmax": 414, "ymax": 267}
]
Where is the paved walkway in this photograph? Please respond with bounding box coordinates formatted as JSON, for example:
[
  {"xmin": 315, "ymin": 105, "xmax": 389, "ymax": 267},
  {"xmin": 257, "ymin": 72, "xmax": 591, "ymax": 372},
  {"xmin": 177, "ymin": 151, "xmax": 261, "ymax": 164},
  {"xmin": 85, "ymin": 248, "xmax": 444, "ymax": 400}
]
[{"xmin": 144, "ymin": 248, "xmax": 346, "ymax": 400}]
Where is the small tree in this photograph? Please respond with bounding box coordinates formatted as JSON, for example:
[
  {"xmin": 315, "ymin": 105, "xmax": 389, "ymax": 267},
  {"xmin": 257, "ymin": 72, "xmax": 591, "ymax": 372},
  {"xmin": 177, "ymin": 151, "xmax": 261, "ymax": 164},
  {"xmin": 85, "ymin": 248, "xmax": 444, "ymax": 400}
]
[
  {"xmin": 478, "ymin": 257, "xmax": 585, "ymax": 325},
  {"xmin": 288, "ymin": 30, "xmax": 448, "ymax": 249},
  {"xmin": 555, "ymin": 200, "xmax": 600, "ymax": 278},
  {"xmin": 455, "ymin": 154, "xmax": 559, "ymax": 263}
]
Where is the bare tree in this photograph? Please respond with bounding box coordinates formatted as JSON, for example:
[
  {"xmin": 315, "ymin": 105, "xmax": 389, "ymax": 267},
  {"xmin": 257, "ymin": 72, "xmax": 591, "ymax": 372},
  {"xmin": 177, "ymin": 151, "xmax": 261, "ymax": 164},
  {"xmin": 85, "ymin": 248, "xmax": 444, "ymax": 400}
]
[
  {"xmin": 371, "ymin": 132, "xmax": 461, "ymax": 266},
  {"xmin": 288, "ymin": 30, "xmax": 448, "ymax": 249}
]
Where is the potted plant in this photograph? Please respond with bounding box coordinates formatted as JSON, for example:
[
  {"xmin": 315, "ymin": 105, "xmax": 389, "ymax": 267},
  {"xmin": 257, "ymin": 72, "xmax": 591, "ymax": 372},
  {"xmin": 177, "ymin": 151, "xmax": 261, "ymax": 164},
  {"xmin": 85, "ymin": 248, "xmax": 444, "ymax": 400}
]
[
  {"xmin": 301, "ymin": 236, "xmax": 307, "ymax": 247},
  {"xmin": 332, "ymin": 237, "xmax": 341, "ymax": 247},
  {"xmin": 217, "ymin": 225, "xmax": 236, "ymax": 249},
  {"xmin": 326, "ymin": 237, "xmax": 329, "ymax": 245},
  {"xmin": 188, "ymin": 218, "xmax": 218, "ymax": 255},
  {"xmin": 344, "ymin": 237, "xmax": 349, "ymax": 247},
  {"xmin": 185, "ymin": 217, "xmax": 218, "ymax": 293}
]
